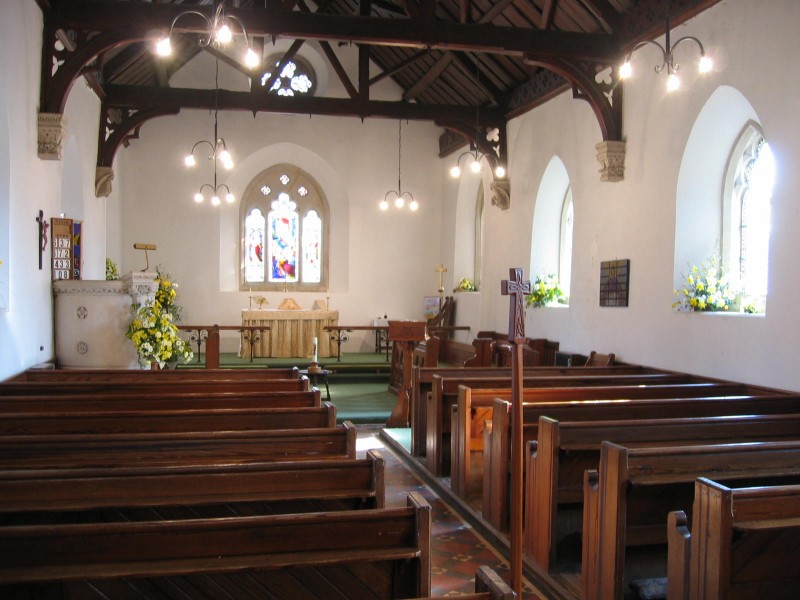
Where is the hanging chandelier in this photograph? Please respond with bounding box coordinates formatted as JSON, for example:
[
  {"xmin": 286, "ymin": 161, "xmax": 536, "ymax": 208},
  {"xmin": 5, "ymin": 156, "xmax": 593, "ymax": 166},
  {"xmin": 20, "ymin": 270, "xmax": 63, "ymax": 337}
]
[
  {"xmin": 619, "ymin": 18, "xmax": 713, "ymax": 92},
  {"xmin": 155, "ymin": 0, "xmax": 260, "ymax": 69},
  {"xmin": 186, "ymin": 58, "xmax": 235, "ymax": 206},
  {"xmin": 380, "ymin": 120, "xmax": 419, "ymax": 212},
  {"xmin": 450, "ymin": 64, "xmax": 506, "ymax": 180}
]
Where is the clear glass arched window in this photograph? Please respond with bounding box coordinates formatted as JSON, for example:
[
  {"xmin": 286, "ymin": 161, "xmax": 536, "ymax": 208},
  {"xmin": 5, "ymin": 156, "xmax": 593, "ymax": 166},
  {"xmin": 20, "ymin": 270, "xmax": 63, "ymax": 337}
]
[
  {"xmin": 558, "ymin": 187, "xmax": 573, "ymax": 299},
  {"xmin": 260, "ymin": 55, "xmax": 316, "ymax": 97},
  {"xmin": 723, "ymin": 123, "xmax": 775, "ymax": 313},
  {"xmin": 241, "ymin": 164, "xmax": 328, "ymax": 291}
]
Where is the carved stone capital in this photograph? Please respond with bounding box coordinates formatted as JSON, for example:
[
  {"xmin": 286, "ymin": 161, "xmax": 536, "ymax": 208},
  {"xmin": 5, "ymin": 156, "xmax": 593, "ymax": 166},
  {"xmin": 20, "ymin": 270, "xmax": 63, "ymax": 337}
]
[
  {"xmin": 595, "ymin": 140, "xmax": 627, "ymax": 182},
  {"xmin": 490, "ymin": 179, "xmax": 510, "ymax": 210},
  {"xmin": 122, "ymin": 271, "xmax": 159, "ymax": 306},
  {"xmin": 95, "ymin": 166, "xmax": 114, "ymax": 197},
  {"xmin": 38, "ymin": 112, "xmax": 68, "ymax": 160}
]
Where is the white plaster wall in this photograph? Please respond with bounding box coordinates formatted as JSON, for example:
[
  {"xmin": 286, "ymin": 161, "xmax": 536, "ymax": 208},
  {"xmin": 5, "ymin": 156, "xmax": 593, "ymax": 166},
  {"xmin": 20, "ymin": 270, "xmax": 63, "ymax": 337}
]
[
  {"xmin": 114, "ymin": 49, "xmax": 442, "ymax": 353},
  {"xmin": 455, "ymin": 0, "xmax": 800, "ymax": 390}
]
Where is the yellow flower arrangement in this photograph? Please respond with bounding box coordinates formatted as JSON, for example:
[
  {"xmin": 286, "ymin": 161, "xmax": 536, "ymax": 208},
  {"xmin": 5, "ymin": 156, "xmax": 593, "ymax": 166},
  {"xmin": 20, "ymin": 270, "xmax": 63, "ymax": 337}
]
[
  {"xmin": 526, "ymin": 274, "xmax": 564, "ymax": 308},
  {"xmin": 126, "ymin": 267, "xmax": 192, "ymax": 367},
  {"xmin": 455, "ymin": 277, "xmax": 477, "ymax": 292},
  {"xmin": 673, "ymin": 255, "xmax": 737, "ymax": 312}
]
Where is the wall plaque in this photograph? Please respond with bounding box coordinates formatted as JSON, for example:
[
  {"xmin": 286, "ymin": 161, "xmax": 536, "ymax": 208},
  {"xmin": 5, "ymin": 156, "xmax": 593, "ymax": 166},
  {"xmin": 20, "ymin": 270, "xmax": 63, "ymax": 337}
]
[{"xmin": 599, "ymin": 259, "xmax": 630, "ymax": 307}]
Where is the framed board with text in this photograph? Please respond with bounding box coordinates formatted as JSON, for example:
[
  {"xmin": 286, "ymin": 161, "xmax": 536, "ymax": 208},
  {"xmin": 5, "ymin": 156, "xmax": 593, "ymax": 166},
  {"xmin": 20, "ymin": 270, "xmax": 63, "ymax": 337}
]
[{"xmin": 51, "ymin": 217, "xmax": 74, "ymax": 281}]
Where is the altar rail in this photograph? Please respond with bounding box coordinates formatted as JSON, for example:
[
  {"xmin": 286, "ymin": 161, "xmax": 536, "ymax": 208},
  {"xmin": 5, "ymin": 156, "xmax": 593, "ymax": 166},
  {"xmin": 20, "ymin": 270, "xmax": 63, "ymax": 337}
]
[{"xmin": 177, "ymin": 325, "xmax": 270, "ymax": 368}]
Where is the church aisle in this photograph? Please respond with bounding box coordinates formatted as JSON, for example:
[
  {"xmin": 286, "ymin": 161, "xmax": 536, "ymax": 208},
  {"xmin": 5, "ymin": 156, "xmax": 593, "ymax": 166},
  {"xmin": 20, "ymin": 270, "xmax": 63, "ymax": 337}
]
[{"xmin": 356, "ymin": 427, "xmax": 544, "ymax": 599}]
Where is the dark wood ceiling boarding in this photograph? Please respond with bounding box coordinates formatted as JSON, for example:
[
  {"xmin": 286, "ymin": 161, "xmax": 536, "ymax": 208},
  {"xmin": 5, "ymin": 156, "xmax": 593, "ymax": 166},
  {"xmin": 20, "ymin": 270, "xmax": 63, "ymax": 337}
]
[{"xmin": 35, "ymin": 0, "xmax": 723, "ymax": 192}]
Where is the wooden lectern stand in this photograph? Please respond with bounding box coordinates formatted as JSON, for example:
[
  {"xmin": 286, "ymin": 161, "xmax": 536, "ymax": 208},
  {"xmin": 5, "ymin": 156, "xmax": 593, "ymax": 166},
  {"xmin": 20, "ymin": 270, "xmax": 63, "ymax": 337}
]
[{"xmin": 386, "ymin": 320, "xmax": 426, "ymax": 427}]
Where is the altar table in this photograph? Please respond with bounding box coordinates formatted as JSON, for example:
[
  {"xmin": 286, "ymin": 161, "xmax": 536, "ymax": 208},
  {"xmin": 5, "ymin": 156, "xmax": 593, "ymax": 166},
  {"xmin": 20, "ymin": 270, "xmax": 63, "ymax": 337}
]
[{"xmin": 240, "ymin": 309, "xmax": 338, "ymax": 358}]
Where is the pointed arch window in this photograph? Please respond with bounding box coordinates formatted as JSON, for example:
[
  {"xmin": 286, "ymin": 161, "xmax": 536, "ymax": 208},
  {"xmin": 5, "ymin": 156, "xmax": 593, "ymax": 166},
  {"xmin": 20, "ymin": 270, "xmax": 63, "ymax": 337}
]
[
  {"xmin": 559, "ymin": 187, "xmax": 574, "ymax": 299},
  {"xmin": 723, "ymin": 123, "xmax": 774, "ymax": 313},
  {"xmin": 241, "ymin": 165, "xmax": 329, "ymax": 291}
]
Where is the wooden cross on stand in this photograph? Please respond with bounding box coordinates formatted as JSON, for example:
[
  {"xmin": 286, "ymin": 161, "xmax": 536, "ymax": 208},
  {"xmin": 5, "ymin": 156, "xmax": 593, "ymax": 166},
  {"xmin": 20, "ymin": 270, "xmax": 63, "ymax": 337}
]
[
  {"xmin": 500, "ymin": 267, "xmax": 531, "ymax": 598},
  {"xmin": 435, "ymin": 263, "xmax": 447, "ymax": 299}
]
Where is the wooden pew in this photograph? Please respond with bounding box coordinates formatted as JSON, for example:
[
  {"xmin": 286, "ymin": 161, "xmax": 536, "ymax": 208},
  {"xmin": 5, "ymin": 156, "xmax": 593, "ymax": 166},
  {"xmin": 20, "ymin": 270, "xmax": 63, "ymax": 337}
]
[
  {"xmin": 484, "ymin": 391, "xmax": 800, "ymax": 531},
  {"xmin": 0, "ymin": 377, "xmax": 308, "ymax": 395},
  {"xmin": 410, "ymin": 364, "xmax": 657, "ymax": 456},
  {"xmin": 451, "ymin": 381, "xmax": 751, "ymax": 498},
  {"xmin": 0, "ymin": 491, "xmax": 432, "ymax": 600},
  {"xmin": 525, "ymin": 413, "xmax": 800, "ymax": 573},
  {"xmin": 668, "ymin": 478, "xmax": 800, "ymax": 600},
  {"xmin": 0, "ymin": 388, "xmax": 322, "ymax": 412},
  {"xmin": 0, "ymin": 449, "xmax": 385, "ymax": 523},
  {"xmin": 582, "ymin": 440, "xmax": 800, "ymax": 600},
  {"xmin": 426, "ymin": 371, "xmax": 704, "ymax": 476},
  {"xmin": 0, "ymin": 402, "xmax": 337, "ymax": 435},
  {"xmin": 5, "ymin": 366, "xmax": 301, "ymax": 382},
  {"xmin": 0, "ymin": 422, "xmax": 357, "ymax": 470}
]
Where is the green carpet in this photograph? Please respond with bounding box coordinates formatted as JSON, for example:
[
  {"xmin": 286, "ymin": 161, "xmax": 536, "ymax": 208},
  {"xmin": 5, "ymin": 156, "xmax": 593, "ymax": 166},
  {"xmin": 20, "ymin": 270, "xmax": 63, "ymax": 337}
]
[{"xmin": 179, "ymin": 352, "xmax": 395, "ymax": 424}]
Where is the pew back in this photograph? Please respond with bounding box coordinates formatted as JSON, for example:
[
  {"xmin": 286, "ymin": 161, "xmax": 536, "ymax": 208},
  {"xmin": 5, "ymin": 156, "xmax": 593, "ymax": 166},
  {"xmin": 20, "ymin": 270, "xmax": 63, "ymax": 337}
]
[
  {"xmin": 0, "ymin": 492, "xmax": 432, "ymax": 600},
  {"xmin": 582, "ymin": 440, "xmax": 800, "ymax": 600},
  {"xmin": 0, "ymin": 378, "xmax": 308, "ymax": 395},
  {"xmin": 7, "ymin": 367, "xmax": 300, "ymax": 382}
]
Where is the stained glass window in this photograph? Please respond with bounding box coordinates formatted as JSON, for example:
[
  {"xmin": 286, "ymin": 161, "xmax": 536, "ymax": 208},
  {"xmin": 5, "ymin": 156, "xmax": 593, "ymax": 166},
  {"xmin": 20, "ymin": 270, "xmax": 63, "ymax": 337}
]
[
  {"xmin": 268, "ymin": 194, "xmax": 298, "ymax": 282},
  {"xmin": 302, "ymin": 210, "xmax": 322, "ymax": 283},
  {"xmin": 241, "ymin": 164, "xmax": 328, "ymax": 291}
]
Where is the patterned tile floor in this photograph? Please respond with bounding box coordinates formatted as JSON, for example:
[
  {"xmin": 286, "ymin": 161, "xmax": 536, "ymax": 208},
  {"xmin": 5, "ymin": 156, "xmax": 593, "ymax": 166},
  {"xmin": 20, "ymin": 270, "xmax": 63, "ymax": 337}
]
[{"xmin": 356, "ymin": 429, "xmax": 545, "ymax": 599}]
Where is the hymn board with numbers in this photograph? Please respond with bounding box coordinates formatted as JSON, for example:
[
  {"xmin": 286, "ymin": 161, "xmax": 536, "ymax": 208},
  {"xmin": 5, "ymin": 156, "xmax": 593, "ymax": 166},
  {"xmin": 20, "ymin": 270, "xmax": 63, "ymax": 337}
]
[{"xmin": 51, "ymin": 217, "xmax": 82, "ymax": 280}]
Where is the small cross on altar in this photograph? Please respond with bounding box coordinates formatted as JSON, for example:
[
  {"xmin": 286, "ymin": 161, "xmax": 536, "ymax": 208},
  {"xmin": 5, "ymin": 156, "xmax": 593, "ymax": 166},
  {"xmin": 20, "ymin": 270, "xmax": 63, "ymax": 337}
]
[
  {"xmin": 500, "ymin": 267, "xmax": 531, "ymax": 342},
  {"xmin": 435, "ymin": 263, "xmax": 447, "ymax": 298}
]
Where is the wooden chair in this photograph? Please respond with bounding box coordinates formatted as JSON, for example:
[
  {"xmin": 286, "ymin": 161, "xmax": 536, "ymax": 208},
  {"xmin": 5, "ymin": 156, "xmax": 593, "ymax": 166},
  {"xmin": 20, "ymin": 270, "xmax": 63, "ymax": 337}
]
[{"xmin": 585, "ymin": 351, "xmax": 615, "ymax": 366}]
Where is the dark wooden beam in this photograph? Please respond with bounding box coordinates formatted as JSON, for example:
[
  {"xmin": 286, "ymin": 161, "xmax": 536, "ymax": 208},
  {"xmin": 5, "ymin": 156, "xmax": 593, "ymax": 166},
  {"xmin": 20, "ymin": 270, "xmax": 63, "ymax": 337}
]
[
  {"xmin": 368, "ymin": 49, "xmax": 429, "ymax": 86},
  {"xmin": 320, "ymin": 41, "xmax": 358, "ymax": 99},
  {"xmin": 579, "ymin": 0, "xmax": 622, "ymax": 34},
  {"xmin": 403, "ymin": 54, "xmax": 454, "ymax": 102},
  {"xmin": 540, "ymin": 0, "xmax": 557, "ymax": 30},
  {"xmin": 103, "ymin": 83, "xmax": 504, "ymax": 123},
  {"xmin": 48, "ymin": 1, "xmax": 620, "ymax": 63}
]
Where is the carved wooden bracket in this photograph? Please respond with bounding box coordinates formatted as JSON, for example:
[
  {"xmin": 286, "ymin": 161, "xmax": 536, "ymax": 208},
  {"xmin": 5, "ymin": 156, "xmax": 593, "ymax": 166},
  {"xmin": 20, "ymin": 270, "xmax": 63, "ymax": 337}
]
[{"xmin": 95, "ymin": 103, "xmax": 180, "ymax": 197}]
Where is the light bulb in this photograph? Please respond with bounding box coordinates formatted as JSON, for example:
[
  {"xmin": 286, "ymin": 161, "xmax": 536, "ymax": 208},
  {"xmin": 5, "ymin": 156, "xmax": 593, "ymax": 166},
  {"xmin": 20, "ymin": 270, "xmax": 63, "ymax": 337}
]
[
  {"xmin": 216, "ymin": 23, "xmax": 232, "ymax": 44},
  {"xmin": 698, "ymin": 55, "xmax": 713, "ymax": 74},
  {"xmin": 184, "ymin": 154, "xmax": 196, "ymax": 167},
  {"xmin": 495, "ymin": 165, "xmax": 506, "ymax": 178},
  {"xmin": 666, "ymin": 72, "xmax": 680, "ymax": 92},
  {"xmin": 155, "ymin": 36, "xmax": 172, "ymax": 57},
  {"xmin": 225, "ymin": 192, "xmax": 235, "ymax": 204},
  {"xmin": 619, "ymin": 60, "xmax": 633, "ymax": 79},
  {"xmin": 244, "ymin": 47, "xmax": 260, "ymax": 69},
  {"xmin": 218, "ymin": 149, "xmax": 233, "ymax": 170},
  {"xmin": 379, "ymin": 199, "xmax": 389, "ymax": 211},
  {"xmin": 211, "ymin": 195, "xmax": 221, "ymax": 206},
  {"xmin": 394, "ymin": 195, "xmax": 405, "ymax": 209},
  {"xmin": 409, "ymin": 199, "xmax": 419, "ymax": 211},
  {"xmin": 193, "ymin": 192, "xmax": 204, "ymax": 204},
  {"xmin": 469, "ymin": 158, "xmax": 481, "ymax": 173},
  {"xmin": 450, "ymin": 165, "xmax": 461, "ymax": 178}
]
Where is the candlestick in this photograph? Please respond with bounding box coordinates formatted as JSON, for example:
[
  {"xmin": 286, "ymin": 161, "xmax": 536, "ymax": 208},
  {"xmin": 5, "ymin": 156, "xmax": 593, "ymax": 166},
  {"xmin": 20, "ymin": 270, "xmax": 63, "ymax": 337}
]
[{"xmin": 312, "ymin": 336, "xmax": 318, "ymax": 363}]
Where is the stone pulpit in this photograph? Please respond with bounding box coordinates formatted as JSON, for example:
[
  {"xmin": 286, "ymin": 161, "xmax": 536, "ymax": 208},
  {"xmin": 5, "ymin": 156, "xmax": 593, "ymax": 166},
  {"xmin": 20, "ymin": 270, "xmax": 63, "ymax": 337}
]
[{"xmin": 53, "ymin": 272, "xmax": 158, "ymax": 369}]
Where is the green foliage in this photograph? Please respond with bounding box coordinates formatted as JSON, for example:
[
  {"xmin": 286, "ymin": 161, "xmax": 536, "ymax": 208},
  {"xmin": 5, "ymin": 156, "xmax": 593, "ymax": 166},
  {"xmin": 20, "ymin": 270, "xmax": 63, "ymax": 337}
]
[
  {"xmin": 105, "ymin": 257, "xmax": 119, "ymax": 280},
  {"xmin": 455, "ymin": 277, "xmax": 477, "ymax": 292}
]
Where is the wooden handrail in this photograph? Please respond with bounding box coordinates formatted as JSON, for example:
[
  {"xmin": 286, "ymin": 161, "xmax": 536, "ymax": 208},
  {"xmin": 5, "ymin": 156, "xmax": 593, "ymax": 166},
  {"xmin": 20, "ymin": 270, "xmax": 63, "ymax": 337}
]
[{"xmin": 177, "ymin": 325, "xmax": 271, "ymax": 368}]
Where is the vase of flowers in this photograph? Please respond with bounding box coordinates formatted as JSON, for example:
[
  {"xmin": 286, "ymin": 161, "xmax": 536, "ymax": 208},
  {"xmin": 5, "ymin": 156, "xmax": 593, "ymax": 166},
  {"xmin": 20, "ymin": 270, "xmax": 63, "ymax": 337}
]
[
  {"xmin": 673, "ymin": 254, "xmax": 738, "ymax": 312},
  {"xmin": 126, "ymin": 267, "xmax": 193, "ymax": 368},
  {"xmin": 454, "ymin": 277, "xmax": 477, "ymax": 292},
  {"xmin": 526, "ymin": 274, "xmax": 564, "ymax": 308}
]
